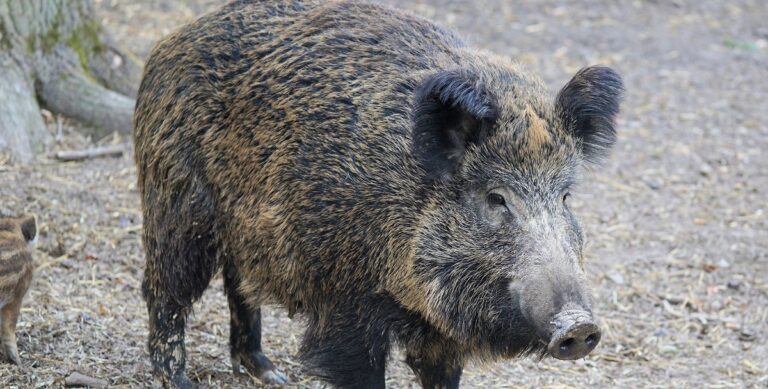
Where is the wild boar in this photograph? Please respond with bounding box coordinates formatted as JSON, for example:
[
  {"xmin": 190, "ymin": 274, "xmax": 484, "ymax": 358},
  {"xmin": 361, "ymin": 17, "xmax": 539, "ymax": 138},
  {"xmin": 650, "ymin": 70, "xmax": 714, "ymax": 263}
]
[{"xmin": 134, "ymin": 1, "xmax": 623, "ymax": 388}]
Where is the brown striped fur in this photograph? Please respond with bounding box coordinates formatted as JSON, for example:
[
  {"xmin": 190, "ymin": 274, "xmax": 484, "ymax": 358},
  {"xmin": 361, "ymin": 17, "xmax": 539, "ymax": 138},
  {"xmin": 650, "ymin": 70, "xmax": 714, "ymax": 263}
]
[{"xmin": 0, "ymin": 214, "xmax": 36, "ymax": 365}]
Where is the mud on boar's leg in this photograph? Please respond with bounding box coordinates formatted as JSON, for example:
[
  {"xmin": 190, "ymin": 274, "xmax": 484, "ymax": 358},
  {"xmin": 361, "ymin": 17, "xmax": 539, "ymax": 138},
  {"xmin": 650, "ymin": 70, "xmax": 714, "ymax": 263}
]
[{"xmin": 145, "ymin": 298, "xmax": 194, "ymax": 389}]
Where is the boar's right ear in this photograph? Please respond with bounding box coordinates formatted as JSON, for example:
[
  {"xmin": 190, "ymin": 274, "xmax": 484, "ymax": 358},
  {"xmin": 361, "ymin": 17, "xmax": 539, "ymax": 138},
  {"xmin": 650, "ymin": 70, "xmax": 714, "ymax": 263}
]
[
  {"xmin": 18, "ymin": 214, "xmax": 37, "ymax": 243},
  {"xmin": 556, "ymin": 66, "xmax": 624, "ymax": 163},
  {"xmin": 412, "ymin": 71, "xmax": 497, "ymax": 180}
]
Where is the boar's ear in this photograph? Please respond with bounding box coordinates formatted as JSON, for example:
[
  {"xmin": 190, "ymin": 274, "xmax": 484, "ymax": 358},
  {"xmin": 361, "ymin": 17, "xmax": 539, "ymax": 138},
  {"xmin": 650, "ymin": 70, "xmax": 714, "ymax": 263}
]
[
  {"xmin": 18, "ymin": 214, "xmax": 37, "ymax": 243},
  {"xmin": 412, "ymin": 71, "xmax": 497, "ymax": 180},
  {"xmin": 556, "ymin": 66, "xmax": 624, "ymax": 163}
]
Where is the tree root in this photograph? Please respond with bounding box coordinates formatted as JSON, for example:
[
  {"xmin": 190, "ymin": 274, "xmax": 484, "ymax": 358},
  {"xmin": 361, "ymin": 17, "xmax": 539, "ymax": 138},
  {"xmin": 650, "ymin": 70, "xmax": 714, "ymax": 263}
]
[
  {"xmin": 87, "ymin": 36, "xmax": 144, "ymax": 99},
  {"xmin": 37, "ymin": 67, "xmax": 135, "ymax": 140}
]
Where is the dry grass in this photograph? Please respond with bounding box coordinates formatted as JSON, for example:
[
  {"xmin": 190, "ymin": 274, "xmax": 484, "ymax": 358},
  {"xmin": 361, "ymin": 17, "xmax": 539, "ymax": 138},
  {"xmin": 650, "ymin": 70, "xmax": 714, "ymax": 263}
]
[{"xmin": 2, "ymin": 0, "xmax": 767, "ymax": 387}]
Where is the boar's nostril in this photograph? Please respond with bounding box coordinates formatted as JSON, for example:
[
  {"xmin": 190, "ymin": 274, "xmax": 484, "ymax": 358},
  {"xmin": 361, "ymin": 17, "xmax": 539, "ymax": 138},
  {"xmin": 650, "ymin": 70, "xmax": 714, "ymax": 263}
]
[
  {"xmin": 585, "ymin": 333, "xmax": 599, "ymax": 347},
  {"xmin": 547, "ymin": 310, "xmax": 601, "ymax": 360},
  {"xmin": 558, "ymin": 337, "xmax": 575, "ymax": 353}
]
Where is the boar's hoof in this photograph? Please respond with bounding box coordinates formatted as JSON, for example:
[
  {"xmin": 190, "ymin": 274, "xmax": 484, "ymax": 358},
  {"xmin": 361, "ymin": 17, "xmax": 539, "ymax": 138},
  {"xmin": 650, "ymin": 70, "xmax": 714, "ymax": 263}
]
[
  {"xmin": 547, "ymin": 310, "xmax": 601, "ymax": 360},
  {"xmin": 160, "ymin": 375, "xmax": 197, "ymax": 389},
  {"xmin": 232, "ymin": 351, "xmax": 288, "ymax": 385},
  {"xmin": 260, "ymin": 370, "xmax": 289, "ymax": 385}
]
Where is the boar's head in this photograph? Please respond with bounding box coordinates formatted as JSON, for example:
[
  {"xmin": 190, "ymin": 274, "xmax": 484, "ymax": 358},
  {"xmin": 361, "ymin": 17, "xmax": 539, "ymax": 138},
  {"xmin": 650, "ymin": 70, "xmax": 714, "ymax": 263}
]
[{"xmin": 407, "ymin": 63, "xmax": 623, "ymax": 361}]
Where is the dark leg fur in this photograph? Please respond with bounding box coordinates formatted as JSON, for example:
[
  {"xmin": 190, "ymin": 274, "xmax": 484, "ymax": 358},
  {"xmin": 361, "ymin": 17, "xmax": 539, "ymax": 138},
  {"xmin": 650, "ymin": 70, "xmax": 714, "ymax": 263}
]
[
  {"xmin": 145, "ymin": 296, "xmax": 195, "ymax": 389},
  {"xmin": 223, "ymin": 266, "xmax": 287, "ymax": 384},
  {"xmin": 406, "ymin": 354, "xmax": 463, "ymax": 389},
  {"xmin": 141, "ymin": 177, "xmax": 220, "ymax": 388},
  {"xmin": 301, "ymin": 303, "xmax": 392, "ymax": 389},
  {"xmin": 401, "ymin": 321, "xmax": 464, "ymax": 389}
]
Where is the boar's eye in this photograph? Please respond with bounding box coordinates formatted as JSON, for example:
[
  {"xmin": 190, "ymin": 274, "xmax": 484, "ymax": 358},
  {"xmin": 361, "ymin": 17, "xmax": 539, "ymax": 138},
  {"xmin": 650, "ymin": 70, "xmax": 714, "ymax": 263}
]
[
  {"xmin": 562, "ymin": 192, "xmax": 571, "ymax": 205},
  {"xmin": 487, "ymin": 193, "xmax": 506, "ymax": 207}
]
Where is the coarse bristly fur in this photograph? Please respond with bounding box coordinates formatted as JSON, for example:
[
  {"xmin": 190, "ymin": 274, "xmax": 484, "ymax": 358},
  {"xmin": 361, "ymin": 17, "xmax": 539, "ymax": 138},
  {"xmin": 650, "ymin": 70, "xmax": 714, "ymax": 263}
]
[
  {"xmin": 0, "ymin": 214, "xmax": 37, "ymax": 365},
  {"xmin": 134, "ymin": 1, "xmax": 624, "ymax": 388}
]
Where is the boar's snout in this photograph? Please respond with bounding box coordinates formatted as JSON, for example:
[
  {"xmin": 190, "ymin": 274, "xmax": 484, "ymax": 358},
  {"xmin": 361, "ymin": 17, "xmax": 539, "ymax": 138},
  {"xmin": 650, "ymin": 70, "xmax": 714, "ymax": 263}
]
[{"xmin": 547, "ymin": 309, "xmax": 601, "ymax": 360}]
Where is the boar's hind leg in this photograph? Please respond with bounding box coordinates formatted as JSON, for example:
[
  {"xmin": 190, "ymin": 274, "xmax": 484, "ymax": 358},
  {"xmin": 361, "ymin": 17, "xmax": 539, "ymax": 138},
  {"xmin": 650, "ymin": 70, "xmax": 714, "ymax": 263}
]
[
  {"xmin": 223, "ymin": 266, "xmax": 288, "ymax": 385},
  {"xmin": 145, "ymin": 299, "xmax": 195, "ymax": 389},
  {"xmin": 142, "ymin": 178, "xmax": 220, "ymax": 389}
]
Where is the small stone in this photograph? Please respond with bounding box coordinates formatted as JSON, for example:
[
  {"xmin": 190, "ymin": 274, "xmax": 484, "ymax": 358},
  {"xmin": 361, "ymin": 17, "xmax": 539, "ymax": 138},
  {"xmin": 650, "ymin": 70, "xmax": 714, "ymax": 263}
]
[
  {"xmin": 606, "ymin": 271, "xmax": 625, "ymax": 285},
  {"xmin": 727, "ymin": 280, "xmax": 741, "ymax": 290},
  {"xmin": 739, "ymin": 329, "xmax": 756, "ymax": 342},
  {"xmin": 78, "ymin": 312, "xmax": 92, "ymax": 323},
  {"xmin": 118, "ymin": 215, "xmax": 131, "ymax": 227},
  {"xmin": 662, "ymin": 294, "xmax": 684, "ymax": 305},
  {"xmin": 699, "ymin": 163, "xmax": 713, "ymax": 176},
  {"xmin": 643, "ymin": 176, "xmax": 662, "ymax": 190},
  {"xmin": 716, "ymin": 259, "xmax": 730, "ymax": 268},
  {"xmin": 659, "ymin": 344, "xmax": 679, "ymax": 355}
]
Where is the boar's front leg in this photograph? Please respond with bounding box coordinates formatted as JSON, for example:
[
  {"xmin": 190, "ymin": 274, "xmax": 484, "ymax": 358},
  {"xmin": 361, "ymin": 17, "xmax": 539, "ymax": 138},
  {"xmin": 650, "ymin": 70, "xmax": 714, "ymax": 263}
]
[
  {"xmin": 223, "ymin": 265, "xmax": 288, "ymax": 385},
  {"xmin": 406, "ymin": 353, "xmax": 463, "ymax": 389},
  {"xmin": 404, "ymin": 329, "xmax": 464, "ymax": 389},
  {"xmin": 301, "ymin": 304, "xmax": 390, "ymax": 389}
]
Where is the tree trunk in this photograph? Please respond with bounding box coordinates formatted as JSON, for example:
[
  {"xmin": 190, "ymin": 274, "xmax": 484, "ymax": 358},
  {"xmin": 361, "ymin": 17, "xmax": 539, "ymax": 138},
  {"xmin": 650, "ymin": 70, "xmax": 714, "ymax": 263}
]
[
  {"xmin": 0, "ymin": 0, "xmax": 142, "ymax": 163},
  {"xmin": 0, "ymin": 54, "xmax": 47, "ymax": 162}
]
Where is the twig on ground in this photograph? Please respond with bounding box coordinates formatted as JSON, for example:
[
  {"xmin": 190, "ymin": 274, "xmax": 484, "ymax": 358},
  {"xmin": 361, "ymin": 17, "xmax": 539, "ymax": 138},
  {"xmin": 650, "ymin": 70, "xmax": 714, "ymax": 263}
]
[
  {"xmin": 52, "ymin": 144, "xmax": 126, "ymax": 162},
  {"xmin": 64, "ymin": 372, "xmax": 108, "ymax": 388}
]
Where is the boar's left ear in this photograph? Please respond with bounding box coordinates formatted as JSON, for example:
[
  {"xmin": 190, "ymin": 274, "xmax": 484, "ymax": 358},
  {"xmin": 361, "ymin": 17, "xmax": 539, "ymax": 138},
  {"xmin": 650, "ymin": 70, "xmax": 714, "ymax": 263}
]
[
  {"xmin": 556, "ymin": 66, "xmax": 624, "ymax": 163},
  {"xmin": 412, "ymin": 70, "xmax": 497, "ymax": 180}
]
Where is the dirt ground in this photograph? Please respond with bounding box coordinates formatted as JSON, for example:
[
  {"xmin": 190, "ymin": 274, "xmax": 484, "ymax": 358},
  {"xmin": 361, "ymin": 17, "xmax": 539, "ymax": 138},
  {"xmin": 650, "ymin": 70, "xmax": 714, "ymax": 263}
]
[{"xmin": 1, "ymin": 0, "xmax": 767, "ymax": 388}]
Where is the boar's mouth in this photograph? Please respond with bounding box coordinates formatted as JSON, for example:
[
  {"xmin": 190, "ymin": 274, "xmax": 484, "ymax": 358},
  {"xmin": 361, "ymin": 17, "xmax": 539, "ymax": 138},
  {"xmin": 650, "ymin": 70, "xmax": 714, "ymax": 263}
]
[
  {"xmin": 508, "ymin": 282, "xmax": 601, "ymax": 360},
  {"xmin": 483, "ymin": 283, "xmax": 554, "ymax": 359}
]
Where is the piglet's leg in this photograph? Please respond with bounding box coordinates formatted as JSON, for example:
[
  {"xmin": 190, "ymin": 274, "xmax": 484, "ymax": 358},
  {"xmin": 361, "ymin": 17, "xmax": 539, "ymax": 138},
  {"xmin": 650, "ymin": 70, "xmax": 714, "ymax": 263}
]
[
  {"xmin": 1, "ymin": 266, "xmax": 31, "ymax": 365},
  {"xmin": 1, "ymin": 297, "xmax": 23, "ymax": 365}
]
